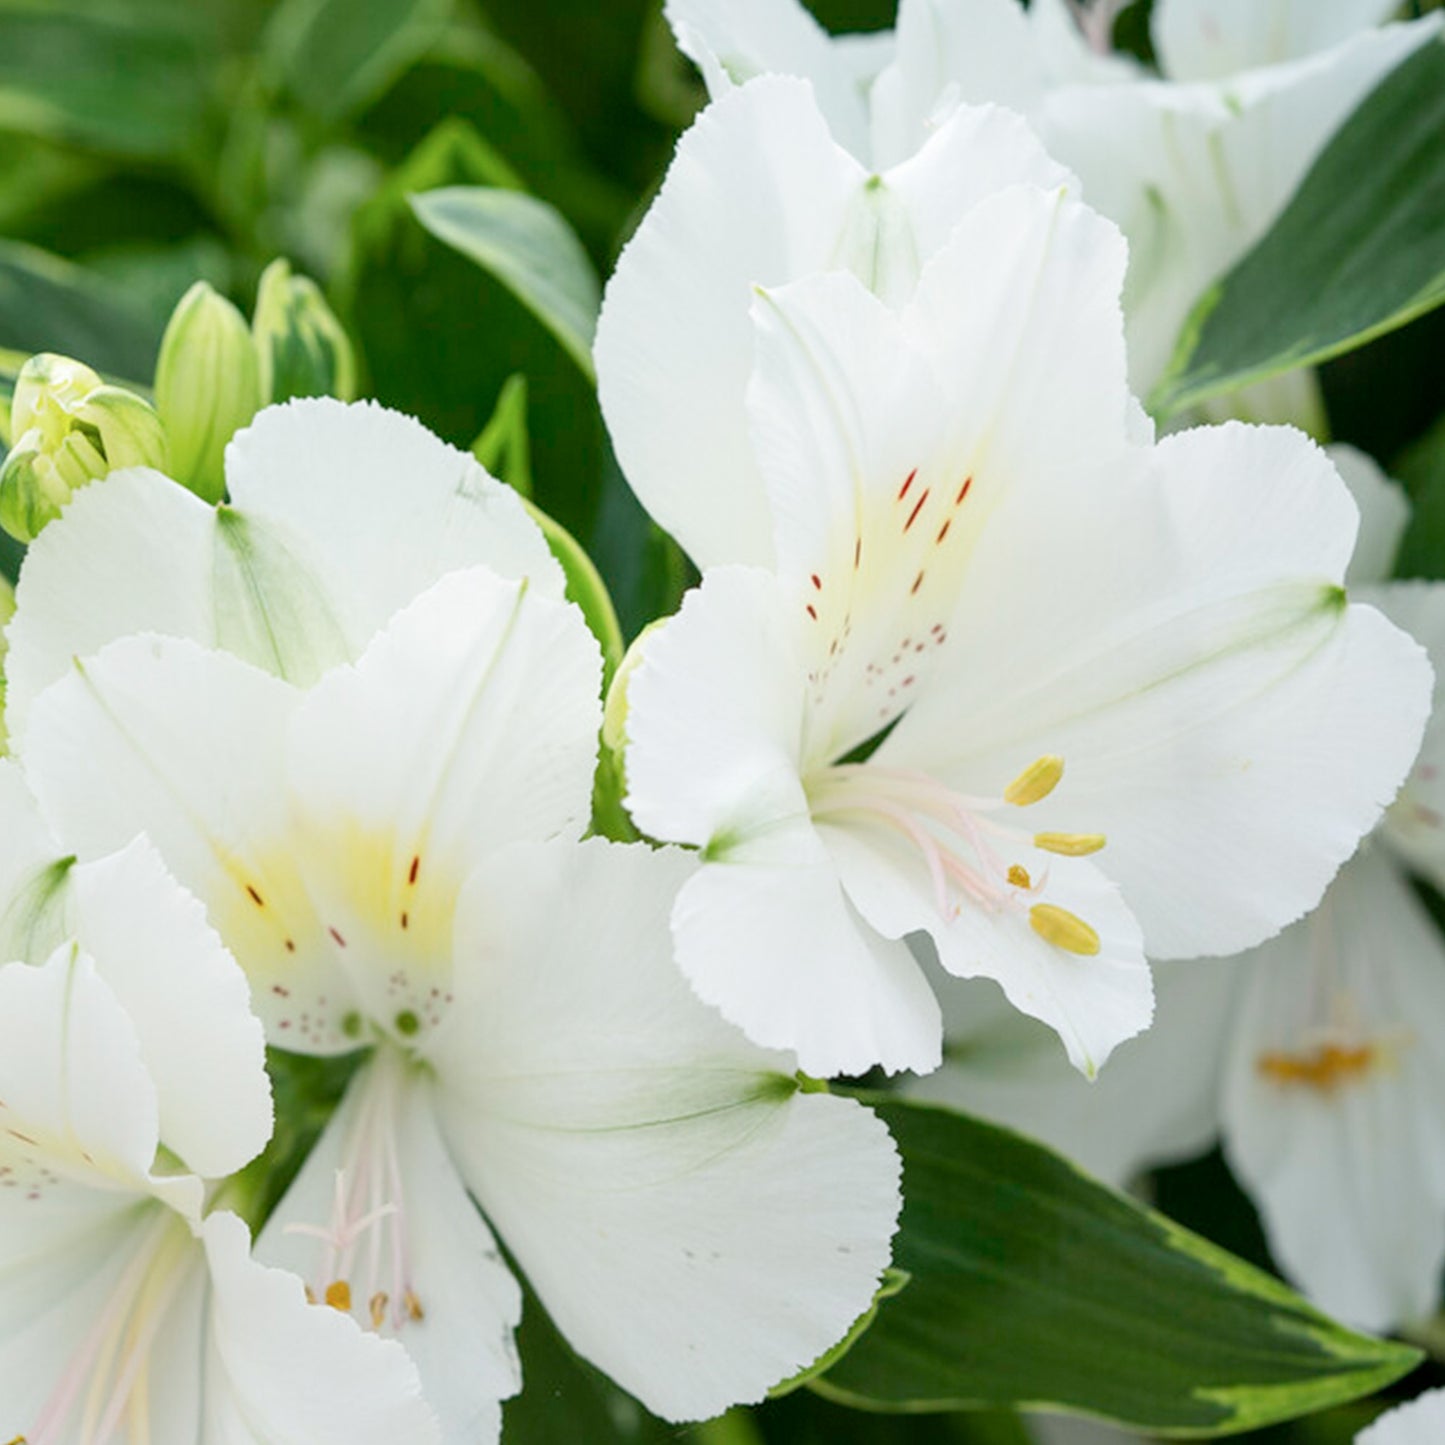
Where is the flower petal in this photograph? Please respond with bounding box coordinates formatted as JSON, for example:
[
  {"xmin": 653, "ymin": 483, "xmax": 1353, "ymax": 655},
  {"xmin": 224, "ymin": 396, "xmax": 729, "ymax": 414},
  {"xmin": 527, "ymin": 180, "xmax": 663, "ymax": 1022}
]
[
  {"xmin": 435, "ymin": 838, "xmax": 903, "ymax": 1421},
  {"xmin": 257, "ymin": 1054, "xmax": 521, "ymax": 1441},
  {"xmin": 625, "ymin": 565, "xmax": 810, "ymax": 850},
  {"xmin": 1221, "ymin": 847, "xmax": 1445, "ymax": 1330},
  {"xmin": 664, "ymin": 0, "xmax": 875, "ymax": 157},
  {"xmin": 225, "ymin": 398, "xmax": 563, "ymax": 648},
  {"xmin": 596, "ymin": 75, "xmax": 1073, "ymax": 572},
  {"xmin": 23, "ymin": 635, "xmax": 364, "ymax": 1053},
  {"xmin": 676, "ymin": 817, "xmax": 943, "ymax": 1077},
  {"xmin": 69, "ymin": 837, "xmax": 272, "ymax": 1180},
  {"xmin": 5, "ymin": 466, "xmax": 217, "ymax": 742},
  {"xmin": 1331, "ymin": 444, "xmax": 1409, "ymax": 587},
  {"xmin": 624, "ymin": 568, "xmax": 940, "ymax": 1075},
  {"xmin": 870, "ymin": 0, "xmax": 1041, "ymax": 166},
  {"xmin": 1368, "ymin": 580, "xmax": 1445, "ymax": 892},
  {"xmin": 202, "ymin": 1210, "xmax": 442, "ymax": 1444},
  {"xmin": 1359, "ymin": 1388, "xmax": 1445, "ymax": 1445},
  {"xmin": 0, "ymin": 758, "xmax": 75, "ymax": 964},
  {"xmin": 596, "ymin": 77, "xmax": 866, "ymax": 570},
  {"xmin": 886, "ymin": 422, "xmax": 1433, "ymax": 960},
  {"xmin": 824, "ymin": 824, "xmax": 1150, "ymax": 1076},
  {"xmin": 1153, "ymin": 0, "xmax": 1406, "ymax": 79},
  {"xmin": 0, "ymin": 945, "xmax": 159, "ymax": 1189},
  {"xmin": 285, "ymin": 567, "xmax": 601, "ymax": 1046}
]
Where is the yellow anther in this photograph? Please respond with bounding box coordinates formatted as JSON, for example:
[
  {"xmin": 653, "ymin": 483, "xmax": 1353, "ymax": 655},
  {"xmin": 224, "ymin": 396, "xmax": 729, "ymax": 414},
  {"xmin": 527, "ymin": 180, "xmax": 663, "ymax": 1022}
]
[
  {"xmin": 304, "ymin": 1285, "xmax": 317, "ymax": 1305},
  {"xmin": 1028, "ymin": 904, "xmax": 1100, "ymax": 956},
  {"xmin": 1004, "ymin": 755, "xmax": 1064, "ymax": 807},
  {"xmin": 1033, "ymin": 832, "xmax": 1106, "ymax": 857},
  {"xmin": 370, "ymin": 1292, "xmax": 389, "ymax": 1328},
  {"xmin": 1258, "ymin": 1043, "xmax": 1376, "ymax": 1093},
  {"xmin": 1006, "ymin": 863, "xmax": 1032, "ymax": 889},
  {"xmin": 324, "ymin": 1279, "xmax": 352, "ymax": 1312},
  {"xmin": 405, "ymin": 1289, "xmax": 425, "ymax": 1322}
]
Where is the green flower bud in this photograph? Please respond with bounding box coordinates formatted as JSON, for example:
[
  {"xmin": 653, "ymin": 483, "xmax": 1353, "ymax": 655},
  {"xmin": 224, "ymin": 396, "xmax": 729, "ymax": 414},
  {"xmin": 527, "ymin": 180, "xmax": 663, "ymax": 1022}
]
[
  {"xmin": 156, "ymin": 281, "xmax": 261, "ymax": 504},
  {"xmin": 0, "ymin": 353, "xmax": 168, "ymax": 543},
  {"xmin": 252, "ymin": 257, "xmax": 357, "ymax": 405}
]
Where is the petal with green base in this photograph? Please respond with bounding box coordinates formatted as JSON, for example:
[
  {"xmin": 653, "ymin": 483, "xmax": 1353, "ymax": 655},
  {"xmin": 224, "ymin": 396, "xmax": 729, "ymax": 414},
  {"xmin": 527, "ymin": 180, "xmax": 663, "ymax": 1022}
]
[{"xmin": 815, "ymin": 1097, "xmax": 1420, "ymax": 1437}]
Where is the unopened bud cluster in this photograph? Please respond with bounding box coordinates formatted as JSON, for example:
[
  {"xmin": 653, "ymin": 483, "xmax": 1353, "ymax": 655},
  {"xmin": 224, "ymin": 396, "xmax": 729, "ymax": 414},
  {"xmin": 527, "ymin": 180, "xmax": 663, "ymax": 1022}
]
[{"xmin": 0, "ymin": 261, "xmax": 355, "ymax": 541}]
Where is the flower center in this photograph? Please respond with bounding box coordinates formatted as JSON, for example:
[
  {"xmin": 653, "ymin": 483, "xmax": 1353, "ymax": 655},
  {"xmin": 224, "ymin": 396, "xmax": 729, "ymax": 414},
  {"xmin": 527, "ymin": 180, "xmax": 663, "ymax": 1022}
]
[
  {"xmin": 284, "ymin": 1047, "xmax": 425, "ymax": 1336},
  {"xmin": 806, "ymin": 754, "xmax": 1106, "ymax": 954},
  {"xmin": 24, "ymin": 1207, "xmax": 196, "ymax": 1445}
]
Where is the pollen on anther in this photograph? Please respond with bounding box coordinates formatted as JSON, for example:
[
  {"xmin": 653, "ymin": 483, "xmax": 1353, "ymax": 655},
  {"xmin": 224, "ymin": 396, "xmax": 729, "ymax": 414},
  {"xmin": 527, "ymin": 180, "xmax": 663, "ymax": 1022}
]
[
  {"xmin": 1007, "ymin": 864, "xmax": 1032, "ymax": 889},
  {"xmin": 405, "ymin": 1289, "xmax": 425, "ymax": 1322},
  {"xmin": 325, "ymin": 1279, "xmax": 352, "ymax": 1312},
  {"xmin": 1258, "ymin": 1042, "xmax": 1378, "ymax": 1092},
  {"xmin": 370, "ymin": 1292, "xmax": 389, "ymax": 1328},
  {"xmin": 1029, "ymin": 904, "xmax": 1100, "ymax": 956}
]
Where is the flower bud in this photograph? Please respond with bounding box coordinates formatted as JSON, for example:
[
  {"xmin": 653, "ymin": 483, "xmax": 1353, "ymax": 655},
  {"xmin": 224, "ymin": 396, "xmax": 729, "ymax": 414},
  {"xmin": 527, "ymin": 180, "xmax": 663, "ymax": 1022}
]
[
  {"xmin": 0, "ymin": 353, "xmax": 168, "ymax": 543},
  {"xmin": 252, "ymin": 258, "xmax": 357, "ymax": 405},
  {"xmin": 155, "ymin": 281, "xmax": 261, "ymax": 504}
]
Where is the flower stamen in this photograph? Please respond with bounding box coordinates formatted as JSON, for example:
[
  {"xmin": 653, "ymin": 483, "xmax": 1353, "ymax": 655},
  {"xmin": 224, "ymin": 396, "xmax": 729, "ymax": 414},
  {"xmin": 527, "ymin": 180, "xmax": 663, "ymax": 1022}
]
[
  {"xmin": 1028, "ymin": 904, "xmax": 1101, "ymax": 955},
  {"xmin": 1003, "ymin": 755, "xmax": 1064, "ymax": 806}
]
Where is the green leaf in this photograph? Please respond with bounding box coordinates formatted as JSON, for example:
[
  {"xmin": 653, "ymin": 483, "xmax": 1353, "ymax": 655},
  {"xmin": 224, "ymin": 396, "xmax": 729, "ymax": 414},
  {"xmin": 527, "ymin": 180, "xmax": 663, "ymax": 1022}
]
[
  {"xmin": 0, "ymin": 1, "xmax": 210, "ymax": 162},
  {"xmin": 265, "ymin": 0, "xmax": 453, "ymax": 124},
  {"xmin": 1152, "ymin": 33, "xmax": 1445, "ymax": 418},
  {"xmin": 410, "ymin": 185, "xmax": 600, "ymax": 382},
  {"xmin": 816, "ymin": 1097, "xmax": 1420, "ymax": 1437},
  {"xmin": 0, "ymin": 240, "xmax": 160, "ymax": 384}
]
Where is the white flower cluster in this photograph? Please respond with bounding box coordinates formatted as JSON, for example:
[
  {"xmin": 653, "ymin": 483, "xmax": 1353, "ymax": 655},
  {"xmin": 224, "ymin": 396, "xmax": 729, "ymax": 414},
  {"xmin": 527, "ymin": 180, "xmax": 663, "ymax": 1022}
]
[{"xmin": 1, "ymin": 0, "xmax": 1442, "ymax": 1439}]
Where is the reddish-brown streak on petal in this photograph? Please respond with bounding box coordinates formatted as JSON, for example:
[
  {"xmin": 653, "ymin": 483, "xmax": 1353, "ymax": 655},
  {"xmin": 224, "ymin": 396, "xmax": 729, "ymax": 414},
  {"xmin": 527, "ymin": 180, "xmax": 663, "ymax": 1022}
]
[{"xmin": 904, "ymin": 490, "xmax": 930, "ymax": 533}]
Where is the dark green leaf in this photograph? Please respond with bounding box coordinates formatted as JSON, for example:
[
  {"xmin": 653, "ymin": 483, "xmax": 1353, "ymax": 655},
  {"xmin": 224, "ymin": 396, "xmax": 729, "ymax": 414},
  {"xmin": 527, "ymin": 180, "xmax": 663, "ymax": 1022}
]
[
  {"xmin": 0, "ymin": 240, "xmax": 160, "ymax": 384},
  {"xmin": 1153, "ymin": 34, "xmax": 1445, "ymax": 418},
  {"xmin": 265, "ymin": 0, "xmax": 453, "ymax": 124},
  {"xmin": 411, "ymin": 185, "xmax": 601, "ymax": 382},
  {"xmin": 817, "ymin": 1097, "xmax": 1420, "ymax": 1437}
]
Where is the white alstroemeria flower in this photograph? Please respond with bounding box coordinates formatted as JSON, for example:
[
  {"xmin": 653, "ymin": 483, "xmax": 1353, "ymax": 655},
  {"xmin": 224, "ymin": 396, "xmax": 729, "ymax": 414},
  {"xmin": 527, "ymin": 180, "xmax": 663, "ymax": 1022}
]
[
  {"xmin": 594, "ymin": 75, "xmax": 1072, "ymax": 572},
  {"xmin": 908, "ymin": 450, "xmax": 1445, "ymax": 1333},
  {"xmin": 659, "ymin": 0, "xmax": 1439, "ymax": 402},
  {"xmin": 18, "ymin": 566, "xmax": 901, "ymax": 1437},
  {"xmin": 0, "ymin": 808, "xmax": 436, "ymax": 1442},
  {"xmin": 3, "ymin": 395, "xmax": 562, "ymax": 744},
  {"xmin": 617, "ymin": 185, "xmax": 1432, "ymax": 1083},
  {"xmin": 1358, "ymin": 1389, "xmax": 1445, "ymax": 1445}
]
